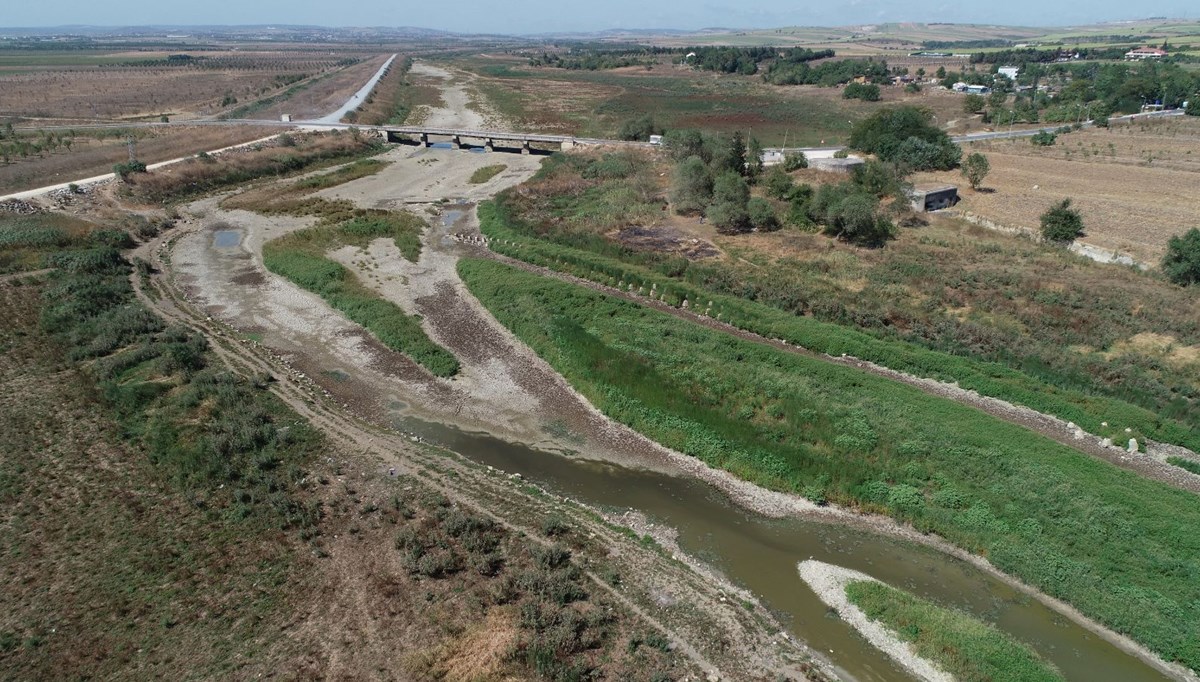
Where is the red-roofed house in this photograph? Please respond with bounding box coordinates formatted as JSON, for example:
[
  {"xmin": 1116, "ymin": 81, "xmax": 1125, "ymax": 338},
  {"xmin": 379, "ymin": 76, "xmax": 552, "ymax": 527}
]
[{"xmin": 1125, "ymin": 47, "xmax": 1168, "ymax": 60}]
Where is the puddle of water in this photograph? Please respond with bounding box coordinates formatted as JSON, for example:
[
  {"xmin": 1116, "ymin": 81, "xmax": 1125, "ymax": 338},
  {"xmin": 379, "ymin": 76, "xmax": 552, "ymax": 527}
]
[
  {"xmin": 440, "ymin": 210, "xmax": 465, "ymax": 227},
  {"xmin": 212, "ymin": 230, "xmax": 241, "ymax": 248},
  {"xmin": 395, "ymin": 415, "xmax": 1174, "ymax": 682},
  {"xmin": 429, "ymin": 142, "xmax": 454, "ymax": 150}
]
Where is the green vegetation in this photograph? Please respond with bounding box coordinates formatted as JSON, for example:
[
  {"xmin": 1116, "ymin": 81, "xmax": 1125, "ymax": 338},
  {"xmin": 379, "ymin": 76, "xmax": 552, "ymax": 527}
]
[
  {"xmin": 961, "ymin": 152, "xmax": 991, "ymax": 190},
  {"xmin": 844, "ymin": 581, "xmax": 1063, "ymax": 682},
  {"xmin": 1039, "ymin": 198, "xmax": 1084, "ymax": 243},
  {"xmin": 1031, "ymin": 130, "xmax": 1058, "ymax": 147},
  {"xmin": 1168, "ymin": 457, "xmax": 1200, "ymax": 475},
  {"xmin": 617, "ymin": 114, "xmax": 664, "ymax": 142},
  {"xmin": 459, "ymin": 256, "xmax": 1200, "ymax": 671},
  {"xmin": 1162, "ymin": 228, "xmax": 1200, "ymax": 286},
  {"xmin": 478, "ymin": 162, "xmax": 1198, "ymax": 450},
  {"xmin": 842, "ymin": 82, "xmax": 881, "ymax": 102},
  {"xmin": 25, "ymin": 215, "xmax": 321, "ymax": 525},
  {"xmin": 764, "ymin": 57, "xmax": 889, "ymax": 86},
  {"xmin": 262, "ymin": 213, "xmax": 458, "ymax": 378},
  {"xmin": 849, "ymin": 107, "xmax": 961, "ymax": 171},
  {"xmin": 468, "ymin": 164, "xmax": 508, "ymax": 184}
]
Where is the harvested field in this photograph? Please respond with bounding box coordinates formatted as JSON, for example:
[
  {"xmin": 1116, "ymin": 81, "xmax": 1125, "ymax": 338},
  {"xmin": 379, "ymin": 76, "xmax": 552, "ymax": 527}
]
[
  {"xmin": 239, "ymin": 55, "xmax": 390, "ymax": 121},
  {"xmin": 0, "ymin": 50, "xmax": 369, "ymax": 121},
  {"xmin": 0, "ymin": 125, "xmax": 272, "ymax": 195},
  {"xmin": 916, "ymin": 117, "xmax": 1200, "ymax": 263}
]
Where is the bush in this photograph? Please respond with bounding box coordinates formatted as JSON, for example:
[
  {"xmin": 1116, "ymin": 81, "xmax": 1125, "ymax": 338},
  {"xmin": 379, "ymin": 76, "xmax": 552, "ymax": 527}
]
[
  {"xmin": 1161, "ymin": 228, "xmax": 1200, "ymax": 286},
  {"xmin": 617, "ymin": 114, "xmax": 663, "ymax": 142},
  {"xmin": 843, "ymin": 83, "xmax": 881, "ymax": 101},
  {"xmin": 962, "ymin": 94, "xmax": 986, "ymax": 114},
  {"xmin": 113, "ymin": 160, "xmax": 147, "ymax": 179},
  {"xmin": 1039, "ymin": 199, "xmax": 1084, "ymax": 243},
  {"xmin": 708, "ymin": 171, "xmax": 750, "ymax": 234},
  {"xmin": 782, "ymin": 151, "xmax": 808, "ymax": 171},
  {"xmin": 816, "ymin": 185, "xmax": 894, "ymax": 247},
  {"xmin": 1031, "ymin": 130, "xmax": 1057, "ymax": 146},
  {"xmin": 747, "ymin": 198, "xmax": 779, "ymax": 232},
  {"xmin": 763, "ymin": 165, "xmax": 795, "ymax": 200},
  {"xmin": 669, "ymin": 156, "xmax": 712, "ymax": 215},
  {"xmin": 892, "ymin": 136, "xmax": 962, "ymax": 172}
]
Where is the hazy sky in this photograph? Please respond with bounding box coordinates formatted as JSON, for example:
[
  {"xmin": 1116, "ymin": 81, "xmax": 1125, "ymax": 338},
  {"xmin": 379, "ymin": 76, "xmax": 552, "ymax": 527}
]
[{"xmin": 5, "ymin": 1, "xmax": 1198, "ymax": 34}]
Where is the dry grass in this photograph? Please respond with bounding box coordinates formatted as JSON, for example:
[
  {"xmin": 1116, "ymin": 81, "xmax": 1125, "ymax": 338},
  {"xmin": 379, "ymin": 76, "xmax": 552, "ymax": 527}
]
[
  {"xmin": 244, "ymin": 55, "xmax": 390, "ymax": 121},
  {"xmin": 915, "ymin": 117, "xmax": 1200, "ymax": 263}
]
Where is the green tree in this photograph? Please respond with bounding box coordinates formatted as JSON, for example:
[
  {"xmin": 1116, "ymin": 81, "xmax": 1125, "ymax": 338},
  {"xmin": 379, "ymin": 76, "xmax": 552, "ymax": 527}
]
[
  {"xmin": 726, "ymin": 131, "xmax": 748, "ymax": 176},
  {"xmin": 962, "ymin": 94, "xmax": 986, "ymax": 114},
  {"xmin": 1031, "ymin": 130, "xmax": 1057, "ymax": 146},
  {"xmin": 618, "ymin": 114, "xmax": 662, "ymax": 141},
  {"xmin": 1161, "ymin": 228, "xmax": 1200, "ymax": 286},
  {"xmin": 849, "ymin": 106, "xmax": 961, "ymax": 170},
  {"xmin": 960, "ymin": 152, "xmax": 990, "ymax": 190},
  {"xmin": 1040, "ymin": 198, "xmax": 1084, "ymax": 243},
  {"xmin": 843, "ymin": 82, "xmax": 882, "ymax": 101},
  {"xmin": 669, "ymin": 156, "xmax": 713, "ymax": 215},
  {"xmin": 663, "ymin": 128, "xmax": 707, "ymax": 161},
  {"xmin": 747, "ymin": 197, "xmax": 779, "ymax": 231},
  {"xmin": 782, "ymin": 151, "xmax": 808, "ymax": 171},
  {"xmin": 988, "ymin": 90, "xmax": 1008, "ymax": 109},
  {"xmin": 764, "ymin": 165, "xmax": 795, "ymax": 200},
  {"xmin": 935, "ymin": 66, "xmax": 946, "ymax": 79},
  {"xmin": 709, "ymin": 171, "xmax": 751, "ymax": 234},
  {"xmin": 746, "ymin": 135, "xmax": 764, "ymax": 180}
]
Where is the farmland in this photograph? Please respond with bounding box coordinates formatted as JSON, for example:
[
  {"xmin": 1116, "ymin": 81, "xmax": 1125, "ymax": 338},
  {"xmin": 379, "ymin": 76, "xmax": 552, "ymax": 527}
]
[
  {"xmin": 0, "ymin": 48, "xmax": 374, "ymax": 121},
  {"xmin": 918, "ymin": 116, "xmax": 1200, "ymax": 263}
]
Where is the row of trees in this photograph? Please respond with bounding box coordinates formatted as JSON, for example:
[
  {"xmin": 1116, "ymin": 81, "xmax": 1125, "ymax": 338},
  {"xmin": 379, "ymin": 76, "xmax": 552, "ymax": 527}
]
[
  {"xmin": 763, "ymin": 57, "xmax": 890, "ymax": 87},
  {"xmin": 684, "ymin": 46, "xmax": 834, "ymax": 75}
]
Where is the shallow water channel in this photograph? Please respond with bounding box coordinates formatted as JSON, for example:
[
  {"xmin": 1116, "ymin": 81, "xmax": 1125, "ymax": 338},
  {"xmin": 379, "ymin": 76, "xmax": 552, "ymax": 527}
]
[{"xmin": 397, "ymin": 416, "xmax": 1172, "ymax": 682}]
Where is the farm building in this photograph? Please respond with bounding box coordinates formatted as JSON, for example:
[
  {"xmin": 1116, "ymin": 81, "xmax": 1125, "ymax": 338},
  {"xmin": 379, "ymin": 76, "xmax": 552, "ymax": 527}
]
[
  {"xmin": 909, "ymin": 185, "xmax": 960, "ymax": 212},
  {"xmin": 997, "ymin": 66, "xmax": 1020, "ymax": 80},
  {"xmin": 1125, "ymin": 47, "xmax": 1167, "ymax": 60}
]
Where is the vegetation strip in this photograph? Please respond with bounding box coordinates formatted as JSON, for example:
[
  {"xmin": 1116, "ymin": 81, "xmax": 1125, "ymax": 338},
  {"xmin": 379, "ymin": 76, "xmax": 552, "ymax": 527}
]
[
  {"xmin": 843, "ymin": 576, "xmax": 1064, "ymax": 681},
  {"xmin": 458, "ymin": 256, "xmax": 1200, "ymax": 672},
  {"xmin": 478, "ymin": 184, "xmax": 1198, "ymax": 453}
]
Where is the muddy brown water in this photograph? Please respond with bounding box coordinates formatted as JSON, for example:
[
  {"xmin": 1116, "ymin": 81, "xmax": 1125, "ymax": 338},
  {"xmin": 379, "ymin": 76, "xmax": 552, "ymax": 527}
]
[{"xmin": 396, "ymin": 416, "xmax": 1173, "ymax": 682}]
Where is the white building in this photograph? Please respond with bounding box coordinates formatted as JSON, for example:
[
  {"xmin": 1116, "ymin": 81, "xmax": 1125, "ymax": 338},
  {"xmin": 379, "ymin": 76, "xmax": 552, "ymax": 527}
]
[{"xmin": 998, "ymin": 66, "xmax": 1019, "ymax": 81}]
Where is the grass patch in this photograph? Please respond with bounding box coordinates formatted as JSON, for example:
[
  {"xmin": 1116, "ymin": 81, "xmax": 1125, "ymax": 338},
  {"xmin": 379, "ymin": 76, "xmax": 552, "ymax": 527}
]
[
  {"xmin": 469, "ymin": 164, "xmax": 508, "ymax": 184},
  {"xmin": 459, "ymin": 256, "xmax": 1200, "ymax": 672},
  {"xmin": 1168, "ymin": 457, "xmax": 1200, "ymax": 475},
  {"xmin": 845, "ymin": 580, "xmax": 1063, "ymax": 682},
  {"xmin": 262, "ymin": 213, "xmax": 458, "ymax": 378}
]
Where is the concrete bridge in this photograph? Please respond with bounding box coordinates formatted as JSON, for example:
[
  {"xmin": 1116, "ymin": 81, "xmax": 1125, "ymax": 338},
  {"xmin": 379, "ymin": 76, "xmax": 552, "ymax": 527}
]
[{"xmin": 378, "ymin": 126, "xmax": 619, "ymax": 154}]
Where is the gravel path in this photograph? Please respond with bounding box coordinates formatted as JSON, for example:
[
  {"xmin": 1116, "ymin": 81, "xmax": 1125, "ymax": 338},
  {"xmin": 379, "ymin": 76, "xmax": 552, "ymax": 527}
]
[{"xmin": 798, "ymin": 561, "xmax": 954, "ymax": 682}]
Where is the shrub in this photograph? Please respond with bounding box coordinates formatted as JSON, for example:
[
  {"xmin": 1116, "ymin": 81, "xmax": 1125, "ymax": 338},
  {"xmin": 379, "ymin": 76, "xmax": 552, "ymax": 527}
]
[
  {"xmin": 843, "ymin": 82, "xmax": 881, "ymax": 101},
  {"xmin": 782, "ymin": 151, "xmax": 808, "ymax": 171},
  {"xmin": 113, "ymin": 160, "xmax": 147, "ymax": 179},
  {"xmin": 1161, "ymin": 228, "xmax": 1200, "ymax": 286},
  {"xmin": 708, "ymin": 171, "xmax": 750, "ymax": 234},
  {"xmin": 962, "ymin": 94, "xmax": 986, "ymax": 114},
  {"xmin": 747, "ymin": 197, "xmax": 779, "ymax": 232},
  {"xmin": 1039, "ymin": 199, "xmax": 1084, "ymax": 243},
  {"xmin": 892, "ymin": 136, "xmax": 962, "ymax": 171},
  {"xmin": 617, "ymin": 114, "xmax": 662, "ymax": 142},
  {"xmin": 669, "ymin": 156, "xmax": 712, "ymax": 215},
  {"xmin": 763, "ymin": 165, "xmax": 795, "ymax": 200},
  {"xmin": 1031, "ymin": 130, "xmax": 1057, "ymax": 146}
]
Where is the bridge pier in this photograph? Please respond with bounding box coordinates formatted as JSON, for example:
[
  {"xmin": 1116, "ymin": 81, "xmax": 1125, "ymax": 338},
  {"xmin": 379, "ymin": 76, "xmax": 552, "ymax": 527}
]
[
  {"xmin": 452, "ymin": 135, "xmax": 466, "ymax": 150},
  {"xmin": 420, "ymin": 133, "xmax": 430, "ymax": 148},
  {"xmin": 484, "ymin": 139, "xmax": 494, "ymax": 152},
  {"xmin": 521, "ymin": 140, "xmax": 531, "ymax": 155}
]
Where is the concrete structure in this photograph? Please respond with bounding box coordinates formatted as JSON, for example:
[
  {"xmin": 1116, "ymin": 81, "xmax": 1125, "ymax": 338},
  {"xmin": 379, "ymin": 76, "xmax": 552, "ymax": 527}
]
[
  {"xmin": 998, "ymin": 66, "xmax": 1020, "ymax": 80},
  {"xmin": 909, "ymin": 185, "xmax": 959, "ymax": 212},
  {"xmin": 810, "ymin": 156, "xmax": 865, "ymax": 173},
  {"xmin": 383, "ymin": 126, "xmax": 583, "ymax": 154}
]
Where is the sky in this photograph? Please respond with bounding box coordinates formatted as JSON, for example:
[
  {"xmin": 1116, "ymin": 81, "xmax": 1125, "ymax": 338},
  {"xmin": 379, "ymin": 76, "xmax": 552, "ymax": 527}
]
[{"xmin": 4, "ymin": 0, "xmax": 1198, "ymax": 34}]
